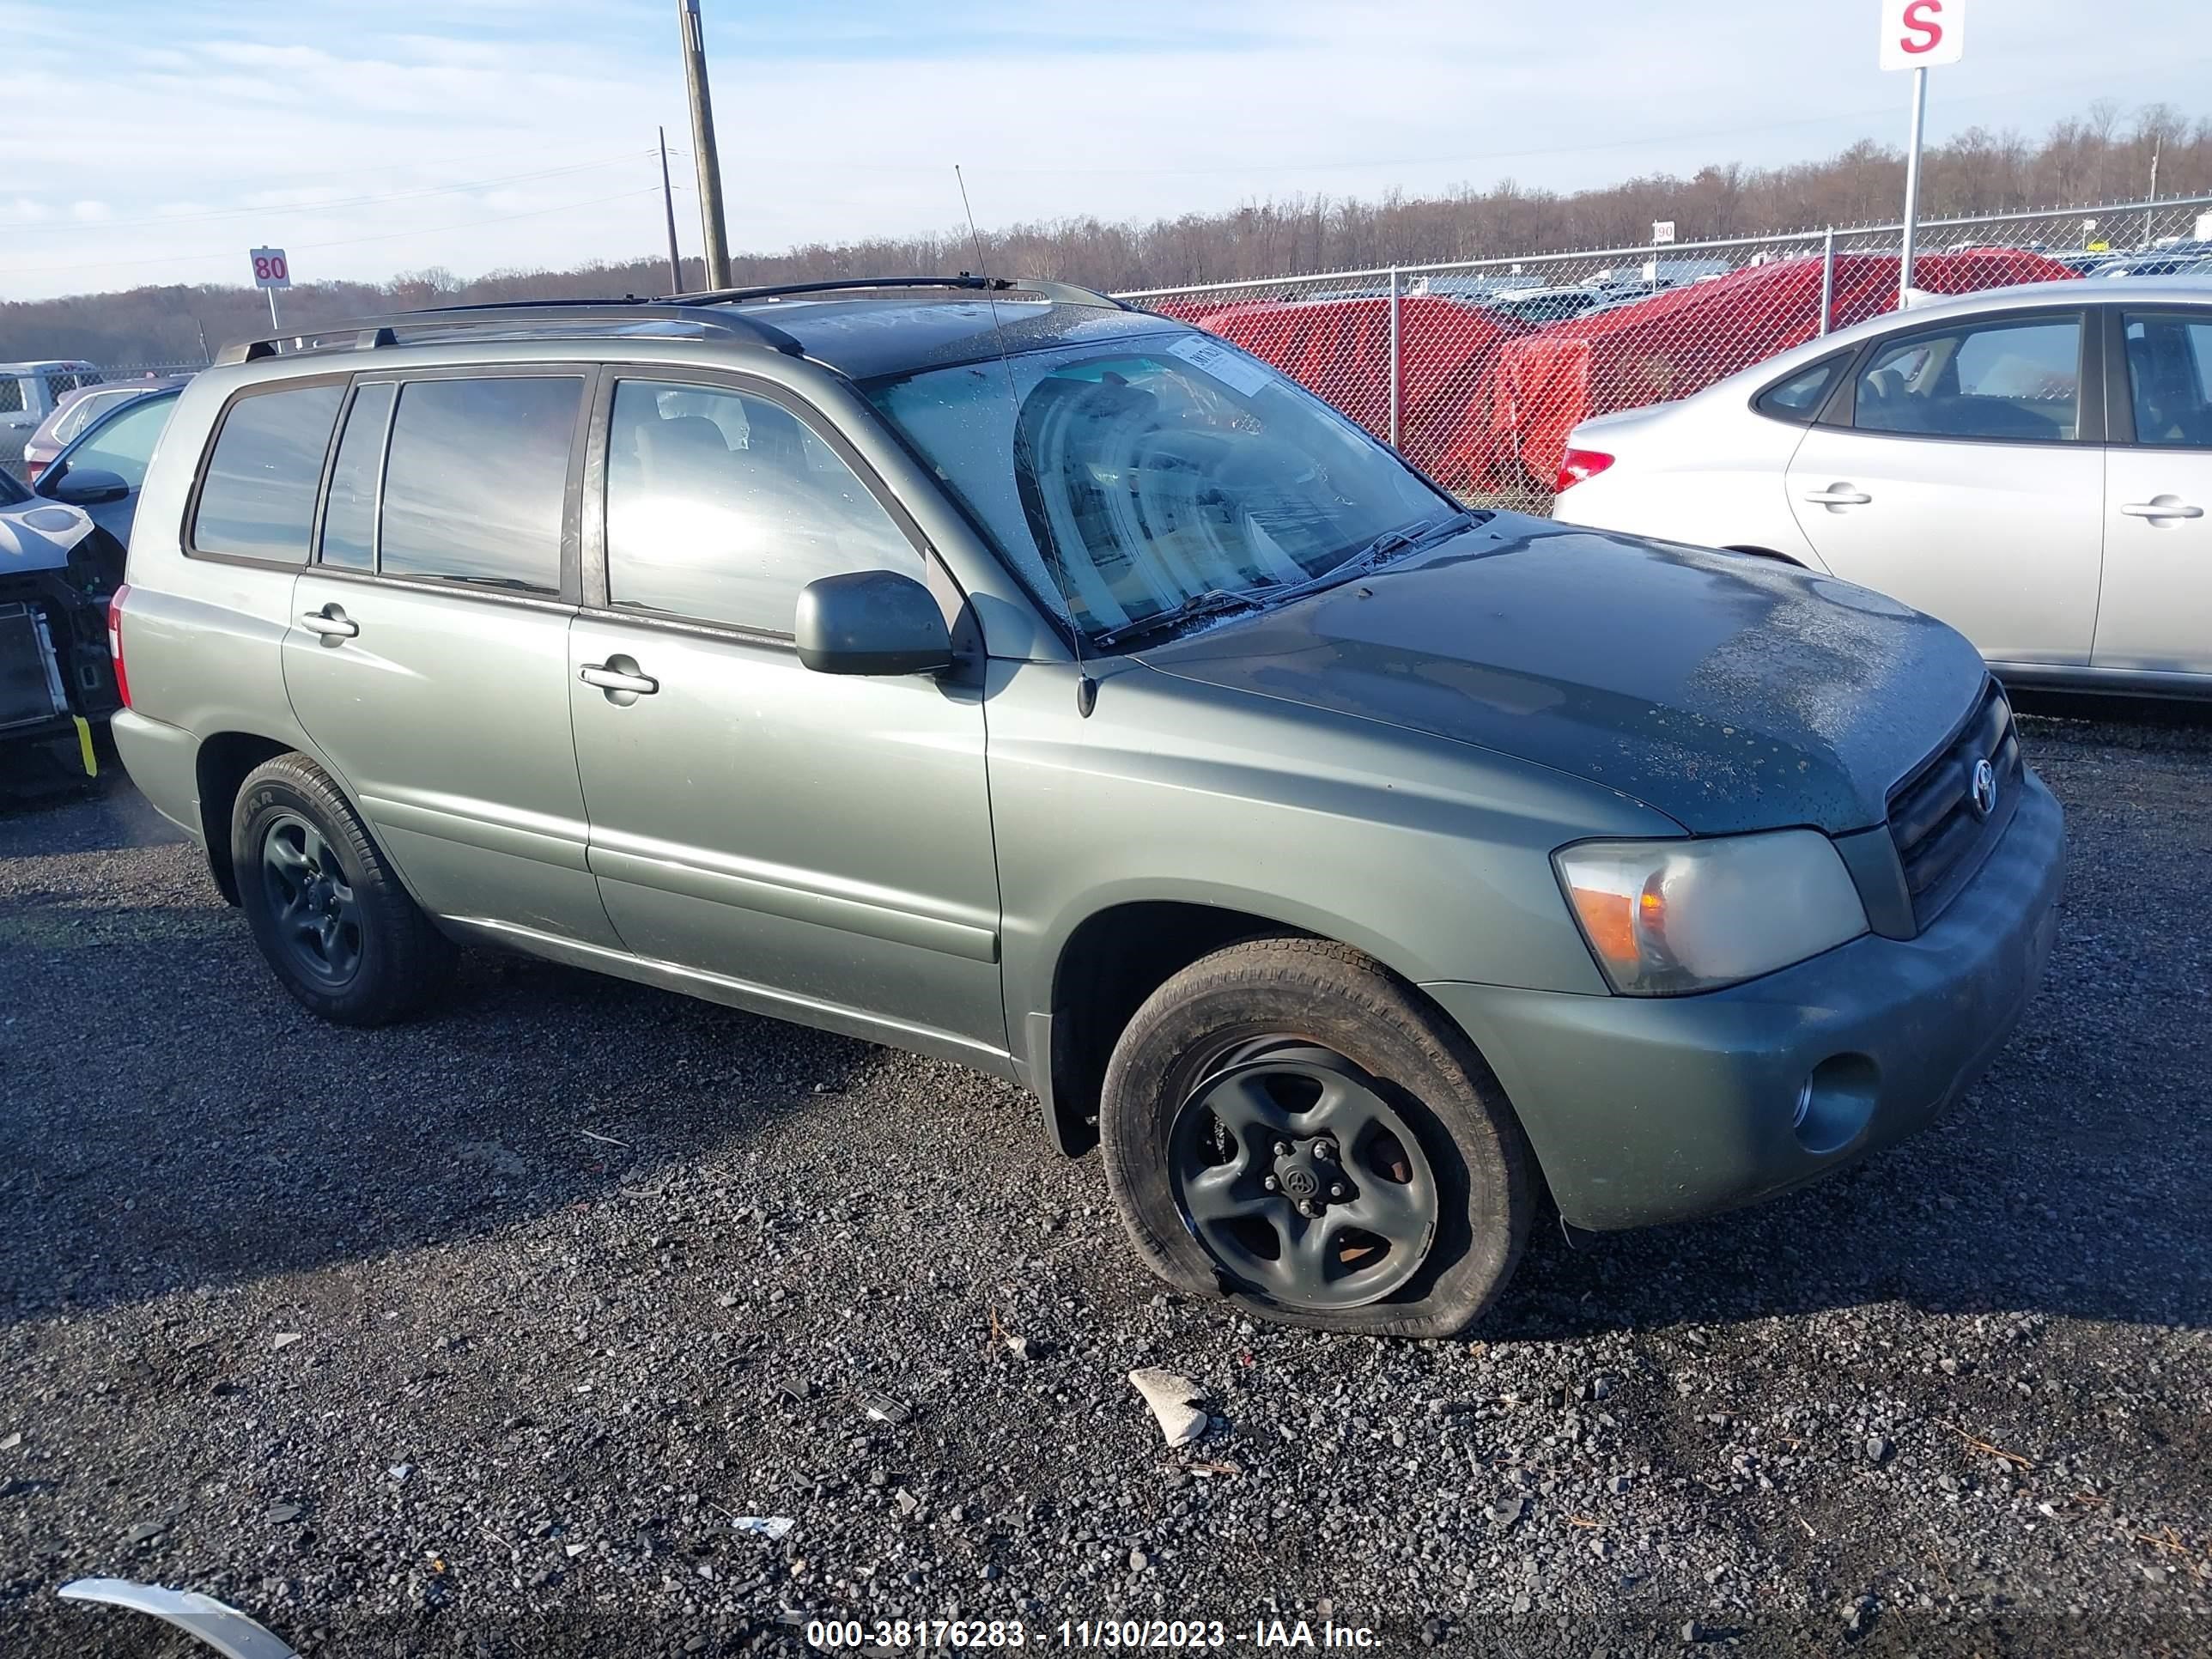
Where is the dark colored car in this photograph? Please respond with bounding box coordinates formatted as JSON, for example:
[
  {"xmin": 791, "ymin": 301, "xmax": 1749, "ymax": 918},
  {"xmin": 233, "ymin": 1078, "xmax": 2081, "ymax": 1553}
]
[{"xmin": 0, "ymin": 465, "xmax": 122, "ymax": 772}]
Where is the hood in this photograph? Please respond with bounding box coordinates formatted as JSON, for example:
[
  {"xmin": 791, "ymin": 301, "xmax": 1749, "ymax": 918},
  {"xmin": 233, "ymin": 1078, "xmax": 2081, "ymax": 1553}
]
[
  {"xmin": 1139, "ymin": 516, "xmax": 1988, "ymax": 836},
  {"xmin": 0, "ymin": 498, "xmax": 95, "ymax": 574}
]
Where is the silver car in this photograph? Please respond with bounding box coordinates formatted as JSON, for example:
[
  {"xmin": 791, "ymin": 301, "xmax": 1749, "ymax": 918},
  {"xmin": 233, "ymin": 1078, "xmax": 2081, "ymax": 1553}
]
[
  {"xmin": 1553, "ymin": 275, "xmax": 2212, "ymax": 696},
  {"xmin": 109, "ymin": 280, "xmax": 2062, "ymax": 1337}
]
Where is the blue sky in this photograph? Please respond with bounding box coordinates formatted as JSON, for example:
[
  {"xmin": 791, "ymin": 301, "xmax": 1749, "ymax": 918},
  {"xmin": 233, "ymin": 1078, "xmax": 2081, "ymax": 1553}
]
[{"xmin": 1, "ymin": 0, "xmax": 2204, "ymax": 300}]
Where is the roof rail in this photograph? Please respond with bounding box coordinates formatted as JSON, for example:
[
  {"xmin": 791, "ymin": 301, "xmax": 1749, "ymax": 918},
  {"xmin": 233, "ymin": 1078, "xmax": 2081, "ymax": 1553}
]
[
  {"xmin": 212, "ymin": 300, "xmax": 806, "ymax": 367},
  {"xmin": 672, "ymin": 274, "xmax": 1130, "ymax": 311}
]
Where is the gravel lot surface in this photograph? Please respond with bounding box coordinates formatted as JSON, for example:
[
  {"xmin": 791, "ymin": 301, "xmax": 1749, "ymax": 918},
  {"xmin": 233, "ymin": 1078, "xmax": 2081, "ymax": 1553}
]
[{"xmin": 1, "ymin": 708, "xmax": 2207, "ymax": 1658}]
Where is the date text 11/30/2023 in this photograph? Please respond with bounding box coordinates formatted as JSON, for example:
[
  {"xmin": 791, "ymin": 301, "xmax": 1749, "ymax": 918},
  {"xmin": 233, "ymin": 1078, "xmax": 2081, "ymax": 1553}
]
[{"xmin": 804, "ymin": 1617, "xmax": 1383, "ymax": 1649}]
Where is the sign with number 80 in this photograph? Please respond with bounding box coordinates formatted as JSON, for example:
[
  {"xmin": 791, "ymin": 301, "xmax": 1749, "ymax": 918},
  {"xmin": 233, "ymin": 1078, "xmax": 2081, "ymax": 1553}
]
[{"xmin": 249, "ymin": 247, "xmax": 292, "ymax": 289}]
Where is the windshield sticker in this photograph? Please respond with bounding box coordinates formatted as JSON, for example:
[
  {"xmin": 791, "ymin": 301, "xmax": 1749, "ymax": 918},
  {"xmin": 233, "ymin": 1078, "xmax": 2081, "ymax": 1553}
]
[{"xmin": 1165, "ymin": 335, "xmax": 1275, "ymax": 398}]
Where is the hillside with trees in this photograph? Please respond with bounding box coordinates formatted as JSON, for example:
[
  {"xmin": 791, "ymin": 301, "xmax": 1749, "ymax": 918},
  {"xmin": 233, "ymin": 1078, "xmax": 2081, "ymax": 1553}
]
[{"xmin": 4, "ymin": 101, "xmax": 2203, "ymax": 368}]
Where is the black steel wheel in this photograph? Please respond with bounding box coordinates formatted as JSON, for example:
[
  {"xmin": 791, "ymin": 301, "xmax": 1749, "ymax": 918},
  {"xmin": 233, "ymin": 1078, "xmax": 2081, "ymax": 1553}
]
[
  {"xmin": 258, "ymin": 811, "xmax": 365, "ymax": 988},
  {"xmin": 1170, "ymin": 1040, "xmax": 1439, "ymax": 1311},
  {"xmin": 233, "ymin": 753, "xmax": 454, "ymax": 1026},
  {"xmin": 1101, "ymin": 938, "xmax": 1533, "ymax": 1338}
]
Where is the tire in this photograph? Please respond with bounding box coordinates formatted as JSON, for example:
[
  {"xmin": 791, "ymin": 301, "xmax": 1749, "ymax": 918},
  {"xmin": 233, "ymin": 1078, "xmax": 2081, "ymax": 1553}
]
[
  {"xmin": 232, "ymin": 752, "xmax": 455, "ymax": 1026},
  {"xmin": 1100, "ymin": 937, "xmax": 1532, "ymax": 1339}
]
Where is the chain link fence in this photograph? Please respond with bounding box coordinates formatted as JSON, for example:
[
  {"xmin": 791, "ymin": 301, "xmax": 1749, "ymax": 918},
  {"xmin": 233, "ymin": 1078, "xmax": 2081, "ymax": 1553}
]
[{"xmin": 1119, "ymin": 194, "xmax": 2212, "ymax": 514}]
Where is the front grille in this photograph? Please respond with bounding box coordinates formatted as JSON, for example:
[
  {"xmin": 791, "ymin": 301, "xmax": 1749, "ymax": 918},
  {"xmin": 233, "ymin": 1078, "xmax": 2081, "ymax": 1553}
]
[{"xmin": 1887, "ymin": 679, "xmax": 2022, "ymax": 929}]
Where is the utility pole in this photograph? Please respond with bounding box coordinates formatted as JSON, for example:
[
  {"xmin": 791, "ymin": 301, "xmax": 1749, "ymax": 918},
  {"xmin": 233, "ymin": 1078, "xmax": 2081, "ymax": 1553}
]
[
  {"xmin": 658, "ymin": 126, "xmax": 684, "ymax": 295},
  {"xmin": 678, "ymin": 0, "xmax": 732, "ymax": 290},
  {"xmin": 1898, "ymin": 65, "xmax": 1929, "ymax": 300}
]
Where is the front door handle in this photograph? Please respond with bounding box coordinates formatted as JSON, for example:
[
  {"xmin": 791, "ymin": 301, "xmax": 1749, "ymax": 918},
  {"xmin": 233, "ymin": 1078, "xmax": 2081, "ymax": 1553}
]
[
  {"xmin": 580, "ymin": 661, "xmax": 659, "ymax": 696},
  {"xmin": 1803, "ymin": 485, "xmax": 1872, "ymax": 507},
  {"xmin": 300, "ymin": 607, "xmax": 358, "ymax": 640},
  {"xmin": 2119, "ymin": 496, "xmax": 2203, "ymax": 520}
]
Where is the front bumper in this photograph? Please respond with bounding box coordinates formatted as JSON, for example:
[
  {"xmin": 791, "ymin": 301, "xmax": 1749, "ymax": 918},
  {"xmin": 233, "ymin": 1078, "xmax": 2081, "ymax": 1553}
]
[{"xmin": 1425, "ymin": 771, "xmax": 2064, "ymax": 1231}]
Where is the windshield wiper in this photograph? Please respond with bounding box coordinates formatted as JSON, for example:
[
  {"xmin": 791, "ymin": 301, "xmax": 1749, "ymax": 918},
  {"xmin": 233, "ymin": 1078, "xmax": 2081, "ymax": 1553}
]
[
  {"xmin": 1255, "ymin": 507, "xmax": 1483, "ymax": 609},
  {"xmin": 1091, "ymin": 587, "xmax": 1268, "ymax": 650}
]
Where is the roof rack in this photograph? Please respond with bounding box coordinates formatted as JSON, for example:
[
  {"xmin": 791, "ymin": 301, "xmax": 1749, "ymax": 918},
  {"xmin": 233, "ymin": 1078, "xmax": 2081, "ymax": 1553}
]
[
  {"xmin": 672, "ymin": 274, "xmax": 1129, "ymax": 311},
  {"xmin": 210, "ymin": 276, "xmax": 1127, "ymax": 367},
  {"xmin": 212, "ymin": 299, "xmax": 807, "ymax": 367}
]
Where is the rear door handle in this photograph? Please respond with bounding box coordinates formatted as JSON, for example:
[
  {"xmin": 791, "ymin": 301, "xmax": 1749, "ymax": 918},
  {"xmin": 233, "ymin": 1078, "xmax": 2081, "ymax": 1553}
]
[
  {"xmin": 2119, "ymin": 497, "xmax": 2203, "ymax": 520},
  {"xmin": 1803, "ymin": 486, "xmax": 1872, "ymax": 507},
  {"xmin": 300, "ymin": 608, "xmax": 358, "ymax": 640},
  {"xmin": 579, "ymin": 662, "xmax": 659, "ymax": 696}
]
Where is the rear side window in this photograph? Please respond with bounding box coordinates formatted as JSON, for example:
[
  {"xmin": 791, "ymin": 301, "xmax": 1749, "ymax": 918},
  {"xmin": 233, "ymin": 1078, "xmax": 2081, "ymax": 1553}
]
[
  {"xmin": 0, "ymin": 379, "xmax": 24, "ymax": 416},
  {"xmin": 1753, "ymin": 352, "xmax": 1849, "ymax": 423},
  {"xmin": 193, "ymin": 384, "xmax": 344, "ymax": 562},
  {"xmin": 378, "ymin": 376, "xmax": 580, "ymax": 592},
  {"xmin": 1851, "ymin": 315, "xmax": 2082, "ymax": 443}
]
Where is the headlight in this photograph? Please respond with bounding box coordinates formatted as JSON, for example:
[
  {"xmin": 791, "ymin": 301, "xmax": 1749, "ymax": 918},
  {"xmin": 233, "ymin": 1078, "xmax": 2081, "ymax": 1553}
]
[{"xmin": 1553, "ymin": 830, "xmax": 1869, "ymax": 996}]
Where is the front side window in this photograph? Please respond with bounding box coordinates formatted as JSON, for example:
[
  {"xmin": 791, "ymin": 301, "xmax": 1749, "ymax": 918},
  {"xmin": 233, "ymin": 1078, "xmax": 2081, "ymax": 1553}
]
[
  {"xmin": 379, "ymin": 376, "xmax": 580, "ymax": 591},
  {"xmin": 2122, "ymin": 313, "xmax": 2212, "ymax": 447},
  {"xmin": 604, "ymin": 379, "xmax": 916, "ymax": 633},
  {"xmin": 867, "ymin": 335, "xmax": 1449, "ymax": 641},
  {"xmin": 1852, "ymin": 315, "xmax": 2082, "ymax": 442},
  {"xmin": 192, "ymin": 386, "xmax": 339, "ymax": 561},
  {"xmin": 72, "ymin": 393, "xmax": 180, "ymax": 491}
]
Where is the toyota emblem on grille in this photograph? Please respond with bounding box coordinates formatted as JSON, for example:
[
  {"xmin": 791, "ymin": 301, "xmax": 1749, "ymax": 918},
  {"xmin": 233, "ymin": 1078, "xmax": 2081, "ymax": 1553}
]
[{"xmin": 1970, "ymin": 757, "xmax": 1998, "ymax": 820}]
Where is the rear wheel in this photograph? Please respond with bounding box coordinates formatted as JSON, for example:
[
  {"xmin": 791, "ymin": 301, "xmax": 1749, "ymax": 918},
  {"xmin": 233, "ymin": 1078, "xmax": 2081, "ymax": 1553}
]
[
  {"xmin": 1100, "ymin": 937, "xmax": 1533, "ymax": 1337},
  {"xmin": 233, "ymin": 754, "xmax": 453, "ymax": 1025}
]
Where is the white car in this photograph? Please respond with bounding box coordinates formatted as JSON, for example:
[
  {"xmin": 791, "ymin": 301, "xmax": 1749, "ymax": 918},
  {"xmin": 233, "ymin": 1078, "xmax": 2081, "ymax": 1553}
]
[{"xmin": 1552, "ymin": 276, "xmax": 2212, "ymax": 696}]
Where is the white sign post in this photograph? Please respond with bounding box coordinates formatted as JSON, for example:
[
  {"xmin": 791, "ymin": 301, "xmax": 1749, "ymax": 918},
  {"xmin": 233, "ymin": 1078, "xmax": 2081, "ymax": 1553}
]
[
  {"xmin": 1880, "ymin": 0, "xmax": 1963, "ymax": 305},
  {"xmin": 249, "ymin": 246, "xmax": 292, "ymax": 331}
]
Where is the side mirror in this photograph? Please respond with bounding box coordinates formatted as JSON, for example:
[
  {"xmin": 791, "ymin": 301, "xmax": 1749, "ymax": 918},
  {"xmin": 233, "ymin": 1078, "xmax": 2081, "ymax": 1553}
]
[
  {"xmin": 796, "ymin": 569, "xmax": 954, "ymax": 677},
  {"xmin": 48, "ymin": 466, "xmax": 130, "ymax": 507}
]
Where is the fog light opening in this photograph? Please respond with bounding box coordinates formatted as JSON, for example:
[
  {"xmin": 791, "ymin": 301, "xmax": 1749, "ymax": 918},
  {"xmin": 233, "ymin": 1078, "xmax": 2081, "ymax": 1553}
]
[{"xmin": 1792, "ymin": 1054, "xmax": 1880, "ymax": 1155}]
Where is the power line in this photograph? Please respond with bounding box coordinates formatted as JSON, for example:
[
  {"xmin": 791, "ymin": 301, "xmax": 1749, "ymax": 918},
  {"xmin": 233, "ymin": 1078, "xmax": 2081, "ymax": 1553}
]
[
  {"xmin": 0, "ymin": 149, "xmax": 660, "ymax": 236},
  {"xmin": 0, "ymin": 186, "xmax": 670, "ymax": 281}
]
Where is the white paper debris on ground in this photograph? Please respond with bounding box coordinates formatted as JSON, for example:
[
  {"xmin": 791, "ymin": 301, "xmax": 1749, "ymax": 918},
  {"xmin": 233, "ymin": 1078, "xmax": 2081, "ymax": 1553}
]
[
  {"xmin": 270, "ymin": 1334, "xmax": 301, "ymax": 1351},
  {"xmin": 1127, "ymin": 1368, "xmax": 1207, "ymax": 1448},
  {"xmin": 732, "ymin": 1516, "xmax": 795, "ymax": 1540}
]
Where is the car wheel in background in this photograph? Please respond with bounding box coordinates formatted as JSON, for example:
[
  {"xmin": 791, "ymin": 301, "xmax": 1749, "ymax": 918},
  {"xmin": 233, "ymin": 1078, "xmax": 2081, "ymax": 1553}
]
[
  {"xmin": 232, "ymin": 753, "xmax": 454, "ymax": 1026},
  {"xmin": 1100, "ymin": 937, "xmax": 1533, "ymax": 1338}
]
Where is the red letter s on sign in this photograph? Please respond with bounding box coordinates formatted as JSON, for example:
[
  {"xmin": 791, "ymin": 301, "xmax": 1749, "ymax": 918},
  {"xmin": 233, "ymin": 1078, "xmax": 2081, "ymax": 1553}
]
[{"xmin": 1900, "ymin": 0, "xmax": 1945, "ymax": 54}]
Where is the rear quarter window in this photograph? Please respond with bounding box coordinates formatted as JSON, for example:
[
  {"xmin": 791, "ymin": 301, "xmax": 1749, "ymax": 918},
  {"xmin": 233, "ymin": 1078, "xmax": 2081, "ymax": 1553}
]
[{"xmin": 192, "ymin": 382, "xmax": 346, "ymax": 562}]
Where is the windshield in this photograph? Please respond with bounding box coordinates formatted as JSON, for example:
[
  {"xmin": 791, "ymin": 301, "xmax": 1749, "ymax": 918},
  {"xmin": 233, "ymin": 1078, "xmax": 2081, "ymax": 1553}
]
[{"xmin": 867, "ymin": 333, "xmax": 1451, "ymax": 644}]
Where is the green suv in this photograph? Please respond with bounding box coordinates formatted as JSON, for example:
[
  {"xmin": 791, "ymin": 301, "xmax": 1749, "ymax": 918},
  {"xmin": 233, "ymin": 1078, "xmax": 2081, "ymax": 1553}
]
[{"xmin": 107, "ymin": 278, "xmax": 2063, "ymax": 1336}]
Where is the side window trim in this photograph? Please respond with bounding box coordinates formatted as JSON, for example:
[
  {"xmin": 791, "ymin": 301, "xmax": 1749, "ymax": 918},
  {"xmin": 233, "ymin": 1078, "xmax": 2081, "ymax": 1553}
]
[
  {"xmin": 1832, "ymin": 307, "xmax": 2097, "ymax": 446},
  {"xmin": 328, "ymin": 362, "xmax": 593, "ymax": 604},
  {"xmin": 310, "ymin": 376, "xmax": 399, "ymax": 570},
  {"xmin": 583, "ymin": 365, "xmax": 959, "ymax": 641},
  {"xmin": 184, "ymin": 374, "xmax": 351, "ymax": 570}
]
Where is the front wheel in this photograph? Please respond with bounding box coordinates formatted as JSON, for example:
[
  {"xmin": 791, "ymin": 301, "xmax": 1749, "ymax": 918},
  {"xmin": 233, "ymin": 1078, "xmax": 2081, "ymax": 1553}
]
[
  {"xmin": 1100, "ymin": 938, "xmax": 1533, "ymax": 1338},
  {"xmin": 233, "ymin": 753, "xmax": 454, "ymax": 1026}
]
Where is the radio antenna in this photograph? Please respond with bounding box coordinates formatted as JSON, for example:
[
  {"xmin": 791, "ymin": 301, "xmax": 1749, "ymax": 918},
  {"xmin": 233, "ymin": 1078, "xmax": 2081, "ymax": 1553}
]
[{"xmin": 955, "ymin": 164, "xmax": 1097, "ymax": 716}]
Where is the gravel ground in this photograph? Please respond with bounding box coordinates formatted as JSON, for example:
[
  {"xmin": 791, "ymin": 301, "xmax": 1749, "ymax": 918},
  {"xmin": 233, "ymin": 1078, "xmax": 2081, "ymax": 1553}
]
[{"xmin": 1, "ymin": 708, "xmax": 2207, "ymax": 1658}]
